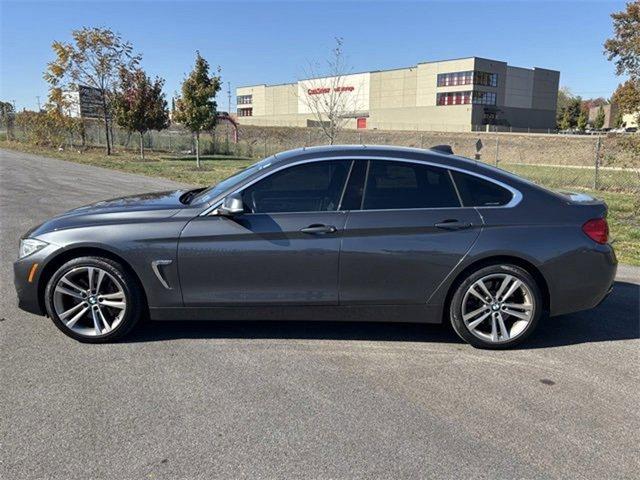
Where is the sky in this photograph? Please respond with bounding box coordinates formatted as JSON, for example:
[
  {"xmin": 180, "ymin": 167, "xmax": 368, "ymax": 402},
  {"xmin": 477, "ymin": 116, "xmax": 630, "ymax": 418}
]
[{"xmin": 0, "ymin": 0, "xmax": 630, "ymax": 111}]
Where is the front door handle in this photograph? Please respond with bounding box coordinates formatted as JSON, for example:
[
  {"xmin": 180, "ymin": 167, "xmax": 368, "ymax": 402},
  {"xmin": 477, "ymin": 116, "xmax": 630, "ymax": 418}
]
[
  {"xmin": 434, "ymin": 219, "xmax": 473, "ymax": 231},
  {"xmin": 300, "ymin": 224, "xmax": 337, "ymax": 235}
]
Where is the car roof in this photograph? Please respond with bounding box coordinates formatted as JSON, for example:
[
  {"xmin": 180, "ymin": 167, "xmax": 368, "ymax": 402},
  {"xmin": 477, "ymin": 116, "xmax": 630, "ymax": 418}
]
[
  {"xmin": 273, "ymin": 144, "xmax": 482, "ymax": 173},
  {"xmin": 270, "ymin": 144, "xmax": 547, "ymax": 195}
]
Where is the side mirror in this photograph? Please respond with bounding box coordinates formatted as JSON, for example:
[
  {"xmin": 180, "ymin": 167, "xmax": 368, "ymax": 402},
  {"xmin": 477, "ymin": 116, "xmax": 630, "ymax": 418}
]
[{"xmin": 216, "ymin": 192, "xmax": 244, "ymax": 217}]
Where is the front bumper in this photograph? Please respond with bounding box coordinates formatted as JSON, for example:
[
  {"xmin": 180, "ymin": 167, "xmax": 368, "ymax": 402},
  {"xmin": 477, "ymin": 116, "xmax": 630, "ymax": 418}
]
[{"xmin": 13, "ymin": 243, "xmax": 63, "ymax": 316}]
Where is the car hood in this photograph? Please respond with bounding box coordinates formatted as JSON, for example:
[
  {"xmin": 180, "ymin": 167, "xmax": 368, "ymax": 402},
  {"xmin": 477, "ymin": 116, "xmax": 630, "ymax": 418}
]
[{"xmin": 26, "ymin": 190, "xmax": 189, "ymax": 238}]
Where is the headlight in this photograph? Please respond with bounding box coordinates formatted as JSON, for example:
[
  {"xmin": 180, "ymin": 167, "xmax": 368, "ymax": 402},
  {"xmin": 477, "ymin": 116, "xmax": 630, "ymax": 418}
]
[{"xmin": 19, "ymin": 238, "xmax": 48, "ymax": 259}]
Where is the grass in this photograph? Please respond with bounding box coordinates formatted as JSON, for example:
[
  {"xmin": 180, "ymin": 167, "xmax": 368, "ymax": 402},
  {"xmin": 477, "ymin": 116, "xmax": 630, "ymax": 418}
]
[{"xmin": 2, "ymin": 140, "xmax": 639, "ymax": 266}]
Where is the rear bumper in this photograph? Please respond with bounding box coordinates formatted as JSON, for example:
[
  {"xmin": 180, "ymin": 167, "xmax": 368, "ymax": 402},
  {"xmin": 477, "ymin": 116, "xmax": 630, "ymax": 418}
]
[{"xmin": 545, "ymin": 243, "xmax": 617, "ymax": 317}]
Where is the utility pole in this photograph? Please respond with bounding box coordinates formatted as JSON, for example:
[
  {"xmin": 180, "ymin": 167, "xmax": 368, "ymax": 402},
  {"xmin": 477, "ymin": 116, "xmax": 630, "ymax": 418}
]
[
  {"xmin": 227, "ymin": 82, "xmax": 231, "ymax": 114},
  {"xmin": 36, "ymin": 96, "xmax": 41, "ymax": 111}
]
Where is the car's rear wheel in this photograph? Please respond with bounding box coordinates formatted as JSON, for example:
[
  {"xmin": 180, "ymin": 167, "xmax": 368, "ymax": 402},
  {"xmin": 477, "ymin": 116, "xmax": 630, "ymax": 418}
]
[
  {"xmin": 44, "ymin": 256, "xmax": 143, "ymax": 343},
  {"xmin": 449, "ymin": 264, "xmax": 542, "ymax": 349}
]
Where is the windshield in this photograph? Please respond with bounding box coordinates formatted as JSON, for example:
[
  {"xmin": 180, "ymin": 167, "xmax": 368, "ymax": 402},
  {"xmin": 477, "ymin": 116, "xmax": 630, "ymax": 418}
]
[{"xmin": 190, "ymin": 157, "xmax": 276, "ymax": 204}]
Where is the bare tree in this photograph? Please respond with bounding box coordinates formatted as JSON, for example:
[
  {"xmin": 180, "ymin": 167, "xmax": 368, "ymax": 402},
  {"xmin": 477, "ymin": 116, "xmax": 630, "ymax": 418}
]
[{"xmin": 299, "ymin": 38, "xmax": 360, "ymax": 144}]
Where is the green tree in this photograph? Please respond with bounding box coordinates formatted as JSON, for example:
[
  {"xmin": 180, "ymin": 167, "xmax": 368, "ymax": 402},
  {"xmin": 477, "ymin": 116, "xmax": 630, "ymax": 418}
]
[
  {"xmin": 559, "ymin": 109, "xmax": 572, "ymax": 131},
  {"xmin": 614, "ymin": 110, "xmax": 624, "ymax": 128},
  {"xmin": 577, "ymin": 110, "xmax": 588, "ymax": 131},
  {"xmin": 556, "ymin": 86, "xmax": 575, "ymax": 125},
  {"xmin": 112, "ymin": 68, "xmax": 170, "ymax": 159},
  {"xmin": 173, "ymin": 52, "xmax": 221, "ymax": 168},
  {"xmin": 44, "ymin": 27, "xmax": 141, "ymax": 155},
  {"xmin": 594, "ymin": 105, "xmax": 606, "ymax": 129},
  {"xmin": 0, "ymin": 101, "xmax": 15, "ymax": 140}
]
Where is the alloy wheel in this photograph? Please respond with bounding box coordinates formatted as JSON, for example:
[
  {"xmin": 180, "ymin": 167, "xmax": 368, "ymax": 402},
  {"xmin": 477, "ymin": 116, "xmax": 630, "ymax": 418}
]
[
  {"xmin": 461, "ymin": 273, "xmax": 535, "ymax": 344},
  {"xmin": 52, "ymin": 266, "xmax": 127, "ymax": 337}
]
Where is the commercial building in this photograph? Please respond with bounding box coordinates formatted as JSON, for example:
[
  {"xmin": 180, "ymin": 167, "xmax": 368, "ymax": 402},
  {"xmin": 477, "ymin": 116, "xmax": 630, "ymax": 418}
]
[
  {"xmin": 588, "ymin": 103, "xmax": 638, "ymax": 130},
  {"xmin": 236, "ymin": 57, "xmax": 560, "ymax": 132}
]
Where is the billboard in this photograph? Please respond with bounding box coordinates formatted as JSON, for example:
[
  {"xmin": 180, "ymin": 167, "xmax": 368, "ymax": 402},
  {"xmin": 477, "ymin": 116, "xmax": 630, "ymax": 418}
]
[
  {"xmin": 297, "ymin": 72, "xmax": 370, "ymax": 115},
  {"xmin": 78, "ymin": 85, "xmax": 106, "ymax": 119}
]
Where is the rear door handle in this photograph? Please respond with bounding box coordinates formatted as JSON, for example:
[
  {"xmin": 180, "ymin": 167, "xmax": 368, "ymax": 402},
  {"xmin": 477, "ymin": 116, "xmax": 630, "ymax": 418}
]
[
  {"xmin": 300, "ymin": 224, "xmax": 337, "ymax": 235},
  {"xmin": 434, "ymin": 219, "xmax": 473, "ymax": 231}
]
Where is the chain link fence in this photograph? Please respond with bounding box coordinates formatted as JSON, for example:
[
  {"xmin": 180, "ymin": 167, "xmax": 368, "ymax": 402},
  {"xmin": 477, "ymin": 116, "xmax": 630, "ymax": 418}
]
[{"xmin": 2, "ymin": 116, "xmax": 639, "ymax": 195}]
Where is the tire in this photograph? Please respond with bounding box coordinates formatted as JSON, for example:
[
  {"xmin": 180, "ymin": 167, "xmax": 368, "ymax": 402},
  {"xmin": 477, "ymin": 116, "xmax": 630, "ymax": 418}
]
[
  {"xmin": 449, "ymin": 264, "xmax": 542, "ymax": 349},
  {"xmin": 44, "ymin": 256, "xmax": 144, "ymax": 343}
]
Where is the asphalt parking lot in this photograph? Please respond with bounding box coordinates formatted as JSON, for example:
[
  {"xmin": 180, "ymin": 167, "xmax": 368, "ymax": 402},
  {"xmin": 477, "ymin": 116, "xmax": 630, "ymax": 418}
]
[{"xmin": 1, "ymin": 148, "xmax": 639, "ymax": 479}]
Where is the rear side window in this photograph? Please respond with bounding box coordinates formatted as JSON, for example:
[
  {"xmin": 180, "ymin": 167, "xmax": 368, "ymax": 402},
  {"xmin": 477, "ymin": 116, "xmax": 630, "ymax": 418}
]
[
  {"xmin": 362, "ymin": 161, "xmax": 460, "ymax": 210},
  {"xmin": 451, "ymin": 171, "xmax": 513, "ymax": 206},
  {"xmin": 242, "ymin": 160, "xmax": 351, "ymax": 213}
]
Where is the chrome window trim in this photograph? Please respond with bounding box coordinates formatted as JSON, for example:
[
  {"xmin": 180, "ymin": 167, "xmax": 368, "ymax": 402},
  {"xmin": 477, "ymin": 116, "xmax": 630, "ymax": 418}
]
[{"xmin": 199, "ymin": 155, "xmax": 523, "ymax": 216}]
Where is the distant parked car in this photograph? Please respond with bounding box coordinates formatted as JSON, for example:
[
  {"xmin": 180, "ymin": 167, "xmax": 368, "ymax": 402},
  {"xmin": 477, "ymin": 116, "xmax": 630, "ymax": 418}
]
[{"xmin": 14, "ymin": 145, "xmax": 617, "ymax": 348}]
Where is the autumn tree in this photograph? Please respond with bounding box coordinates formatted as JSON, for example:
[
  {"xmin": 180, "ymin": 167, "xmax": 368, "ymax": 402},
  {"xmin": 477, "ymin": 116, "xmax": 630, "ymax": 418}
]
[
  {"xmin": 612, "ymin": 79, "xmax": 640, "ymax": 124},
  {"xmin": 594, "ymin": 105, "xmax": 606, "ymax": 129},
  {"xmin": 44, "ymin": 27, "xmax": 141, "ymax": 155},
  {"xmin": 604, "ymin": 1, "xmax": 640, "ymax": 124},
  {"xmin": 112, "ymin": 68, "xmax": 170, "ymax": 159},
  {"xmin": 300, "ymin": 38, "xmax": 359, "ymax": 144},
  {"xmin": 173, "ymin": 52, "xmax": 220, "ymax": 168}
]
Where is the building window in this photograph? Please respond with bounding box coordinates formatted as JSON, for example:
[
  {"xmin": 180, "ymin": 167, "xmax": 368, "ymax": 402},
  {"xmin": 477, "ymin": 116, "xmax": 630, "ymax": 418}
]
[
  {"xmin": 472, "ymin": 91, "xmax": 497, "ymax": 105},
  {"xmin": 237, "ymin": 107, "xmax": 253, "ymax": 117},
  {"xmin": 437, "ymin": 71, "xmax": 498, "ymax": 88},
  {"xmin": 436, "ymin": 91, "xmax": 472, "ymax": 105},
  {"xmin": 437, "ymin": 71, "xmax": 473, "ymax": 87},
  {"xmin": 474, "ymin": 71, "xmax": 498, "ymax": 87},
  {"xmin": 436, "ymin": 90, "xmax": 496, "ymax": 106},
  {"xmin": 237, "ymin": 95, "xmax": 252, "ymax": 105}
]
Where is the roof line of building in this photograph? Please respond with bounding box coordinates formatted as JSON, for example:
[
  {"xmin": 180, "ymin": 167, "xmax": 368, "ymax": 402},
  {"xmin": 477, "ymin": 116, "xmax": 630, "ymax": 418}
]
[{"xmin": 236, "ymin": 56, "xmax": 559, "ymax": 90}]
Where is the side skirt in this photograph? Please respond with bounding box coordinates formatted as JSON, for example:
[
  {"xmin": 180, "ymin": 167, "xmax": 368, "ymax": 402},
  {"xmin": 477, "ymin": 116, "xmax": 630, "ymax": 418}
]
[{"xmin": 149, "ymin": 304, "xmax": 444, "ymax": 324}]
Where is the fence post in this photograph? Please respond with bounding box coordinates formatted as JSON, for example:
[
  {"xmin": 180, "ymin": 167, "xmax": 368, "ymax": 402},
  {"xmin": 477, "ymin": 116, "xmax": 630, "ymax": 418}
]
[
  {"xmin": 495, "ymin": 136, "xmax": 499, "ymax": 166},
  {"xmin": 593, "ymin": 136, "xmax": 601, "ymax": 190}
]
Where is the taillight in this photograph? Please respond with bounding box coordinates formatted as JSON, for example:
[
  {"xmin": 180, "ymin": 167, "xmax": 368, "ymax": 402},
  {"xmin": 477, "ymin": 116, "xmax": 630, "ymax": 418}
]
[{"xmin": 582, "ymin": 218, "xmax": 609, "ymax": 244}]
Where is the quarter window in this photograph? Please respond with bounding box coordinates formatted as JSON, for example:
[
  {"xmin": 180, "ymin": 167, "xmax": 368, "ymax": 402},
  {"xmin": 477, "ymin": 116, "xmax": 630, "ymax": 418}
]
[
  {"xmin": 451, "ymin": 171, "xmax": 513, "ymax": 206},
  {"xmin": 362, "ymin": 161, "xmax": 460, "ymax": 210},
  {"xmin": 241, "ymin": 160, "xmax": 351, "ymax": 213}
]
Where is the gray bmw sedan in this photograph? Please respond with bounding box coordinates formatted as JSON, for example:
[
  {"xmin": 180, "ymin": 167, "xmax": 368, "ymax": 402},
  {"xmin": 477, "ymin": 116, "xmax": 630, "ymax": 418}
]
[{"xmin": 14, "ymin": 145, "xmax": 617, "ymax": 348}]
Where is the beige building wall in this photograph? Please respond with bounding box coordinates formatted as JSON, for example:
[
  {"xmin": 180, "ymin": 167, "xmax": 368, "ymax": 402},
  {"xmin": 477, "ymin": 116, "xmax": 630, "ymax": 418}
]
[
  {"xmin": 369, "ymin": 67, "xmax": 417, "ymax": 109},
  {"xmin": 236, "ymin": 57, "xmax": 559, "ymax": 132},
  {"xmin": 622, "ymin": 112, "xmax": 638, "ymax": 128}
]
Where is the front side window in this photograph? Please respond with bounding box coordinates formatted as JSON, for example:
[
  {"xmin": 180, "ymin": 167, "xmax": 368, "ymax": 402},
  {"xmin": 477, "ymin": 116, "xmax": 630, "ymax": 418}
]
[
  {"xmin": 362, "ymin": 161, "xmax": 460, "ymax": 210},
  {"xmin": 242, "ymin": 160, "xmax": 351, "ymax": 213},
  {"xmin": 451, "ymin": 171, "xmax": 513, "ymax": 206}
]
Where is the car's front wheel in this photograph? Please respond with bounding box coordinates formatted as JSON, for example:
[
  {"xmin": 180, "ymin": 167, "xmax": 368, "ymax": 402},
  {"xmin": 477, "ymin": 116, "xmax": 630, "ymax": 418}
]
[
  {"xmin": 44, "ymin": 256, "xmax": 143, "ymax": 343},
  {"xmin": 449, "ymin": 264, "xmax": 542, "ymax": 349}
]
